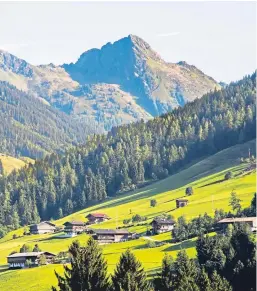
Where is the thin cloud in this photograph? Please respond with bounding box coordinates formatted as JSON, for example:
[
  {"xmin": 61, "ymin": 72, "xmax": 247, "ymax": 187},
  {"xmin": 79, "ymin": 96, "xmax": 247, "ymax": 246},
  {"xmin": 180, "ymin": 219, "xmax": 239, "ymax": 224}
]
[
  {"xmin": 157, "ymin": 32, "xmax": 180, "ymax": 37},
  {"xmin": 0, "ymin": 42, "xmax": 35, "ymax": 52}
]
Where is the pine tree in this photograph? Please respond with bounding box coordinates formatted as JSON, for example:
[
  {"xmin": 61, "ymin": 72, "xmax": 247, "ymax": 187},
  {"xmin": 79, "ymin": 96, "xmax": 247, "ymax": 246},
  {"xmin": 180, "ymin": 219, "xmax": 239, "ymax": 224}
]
[
  {"xmin": 111, "ymin": 249, "xmax": 151, "ymax": 291},
  {"xmin": 197, "ymin": 268, "xmax": 211, "ymax": 291},
  {"xmin": 154, "ymin": 254, "xmax": 175, "ymax": 291},
  {"xmin": 173, "ymin": 250, "xmax": 199, "ymax": 291},
  {"xmin": 53, "ymin": 238, "xmax": 109, "ymax": 291},
  {"xmin": 210, "ymin": 270, "xmax": 232, "ymax": 291}
]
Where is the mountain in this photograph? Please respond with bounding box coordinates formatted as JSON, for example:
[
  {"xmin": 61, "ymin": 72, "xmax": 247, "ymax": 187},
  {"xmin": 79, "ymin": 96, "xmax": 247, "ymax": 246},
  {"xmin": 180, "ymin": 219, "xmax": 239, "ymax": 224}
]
[
  {"xmin": 0, "ymin": 35, "xmax": 220, "ymax": 130},
  {"xmin": 0, "ymin": 81, "xmax": 100, "ymax": 158},
  {"xmin": 0, "ymin": 73, "xmax": 255, "ymax": 230}
]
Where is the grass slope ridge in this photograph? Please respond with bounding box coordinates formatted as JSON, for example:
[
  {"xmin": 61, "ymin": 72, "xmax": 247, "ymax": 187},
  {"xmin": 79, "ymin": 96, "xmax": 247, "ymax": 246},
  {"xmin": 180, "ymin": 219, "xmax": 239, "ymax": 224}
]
[
  {"xmin": 0, "ymin": 141, "xmax": 255, "ymax": 291},
  {"xmin": 0, "ymin": 154, "xmax": 32, "ymax": 175}
]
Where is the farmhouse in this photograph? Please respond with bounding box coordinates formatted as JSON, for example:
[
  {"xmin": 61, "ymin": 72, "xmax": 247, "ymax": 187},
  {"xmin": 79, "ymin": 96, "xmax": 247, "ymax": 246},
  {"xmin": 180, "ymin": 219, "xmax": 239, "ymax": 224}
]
[
  {"xmin": 63, "ymin": 221, "xmax": 86, "ymax": 237},
  {"xmin": 218, "ymin": 217, "xmax": 257, "ymax": 232},
  {"xmin": 151, "ymin": 218, "xmax": 175, "ymax": 234},
  {"xmin": 92, "ymin": 229, "xmax": 133, "ymax": 244},
  {"xmin": 176, "ymin": 199, "xmax": 189, "ymax": 208},
  {"xmin": 7, "ymin": 252, "xmax": 55, "ymax": 269},
  {"xmin": 29, "ymin": 221, "xmax": 56, "ymax": 234},
  {"xmin": 86, "ymin": 213, "xmax": 110, "ymax": 224}
]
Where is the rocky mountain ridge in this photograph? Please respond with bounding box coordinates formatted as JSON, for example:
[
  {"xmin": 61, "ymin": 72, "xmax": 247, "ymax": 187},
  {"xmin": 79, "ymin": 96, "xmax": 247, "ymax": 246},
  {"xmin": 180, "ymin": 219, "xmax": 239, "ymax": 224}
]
[{"xmin": 0, "ymin": 35, "xmax": 220, "ymax": 129}]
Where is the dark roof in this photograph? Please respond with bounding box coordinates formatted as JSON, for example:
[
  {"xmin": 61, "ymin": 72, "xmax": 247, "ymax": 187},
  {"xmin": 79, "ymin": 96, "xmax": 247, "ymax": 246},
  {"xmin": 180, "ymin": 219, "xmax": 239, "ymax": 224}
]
[
  {"xmin": 152, "ymin": 218, "xmax": 175, "ymax": 225},
  {"xmin": 92, "ymin": 229, "xmax": 130, "ymax": 235},
  {"xmin": 7, "ymin": 251, "xmax": 56, "ymax": 258},
  {"xmin": 176, "ymin": 199, "xmax": 188, "ymax": 202},
  {"xmin": 86, "ymin": 213, "xmax": 110, "ymax": 218},
  {"xmin": 63, "ymin": 221, "xmax": 85, "ymax": 226}
]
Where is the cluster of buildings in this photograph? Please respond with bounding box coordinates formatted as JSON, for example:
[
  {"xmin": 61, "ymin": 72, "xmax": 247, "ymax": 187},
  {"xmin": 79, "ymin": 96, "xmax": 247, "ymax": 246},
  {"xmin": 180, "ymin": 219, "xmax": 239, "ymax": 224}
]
[{"xmin": 8, "ymin": 199, "xmax": 255, "ymax": 270}]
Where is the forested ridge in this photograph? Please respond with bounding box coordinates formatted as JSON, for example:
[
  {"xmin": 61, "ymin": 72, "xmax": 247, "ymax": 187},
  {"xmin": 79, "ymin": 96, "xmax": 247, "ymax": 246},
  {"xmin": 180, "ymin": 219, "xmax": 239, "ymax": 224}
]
[
  {"xmin": 0, "ymin": 73, "xmax": 255, "ymax": 236},
  {"xmin": 0, "ymin": 81, "xmax": 100, "ymax": 158}
]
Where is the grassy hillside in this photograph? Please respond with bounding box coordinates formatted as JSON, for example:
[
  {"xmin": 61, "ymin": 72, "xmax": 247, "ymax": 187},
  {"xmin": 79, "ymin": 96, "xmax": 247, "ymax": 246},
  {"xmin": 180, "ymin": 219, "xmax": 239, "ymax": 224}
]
[
  {"xmin": 0, "ymin": 154, "xmax": 33, "ymax": 175},
  {"xmin": 0, "ymin": 140, "xmax": 255, "ymax": 290}
]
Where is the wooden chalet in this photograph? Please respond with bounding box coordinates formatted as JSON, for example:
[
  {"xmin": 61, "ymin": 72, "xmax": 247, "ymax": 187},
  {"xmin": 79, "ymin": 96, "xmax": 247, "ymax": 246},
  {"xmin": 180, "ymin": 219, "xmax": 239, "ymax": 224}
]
[
  {"xmin": 176, "ymin": 199, "xmax": 189, "ymax": 208},
  {"xmin": 7, "ymin": 252, "xmax": 55, "ymax": 269},
  {"xmin": 92, "ymin": 229, "xmax": 133, "ymax": 244},
  {"xmin": 86, "ymin": 213, "xmax": 110, "ymax": 224},
  {"xmin": 218, "ymin": 217, "xmax": 257, "ymax": 232},
  {"xmin": 29, "ymin": 221, "xmax": 56, "ymax": 235},
  {"xmin": 63, "ymin": 221, "xmax": 86, "ymax": 237},
  {"xmin": 151, "ymin": 218, "xmax": 175, "ymax": 234}
]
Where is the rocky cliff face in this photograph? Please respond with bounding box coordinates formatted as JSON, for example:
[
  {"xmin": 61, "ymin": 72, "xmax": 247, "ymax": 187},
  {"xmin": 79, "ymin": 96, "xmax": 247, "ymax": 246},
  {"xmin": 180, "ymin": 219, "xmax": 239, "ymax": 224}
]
[{"xmin": 0, "ymin": 35, "xmax": 220, "ymax": 129}]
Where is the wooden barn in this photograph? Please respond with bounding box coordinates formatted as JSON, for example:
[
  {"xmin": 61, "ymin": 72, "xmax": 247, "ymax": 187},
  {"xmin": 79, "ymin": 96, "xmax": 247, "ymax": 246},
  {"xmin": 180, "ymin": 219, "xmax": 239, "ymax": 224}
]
[
  {"xmin": 176, "ymin": 199, "xmax": 189, "ymax": 208},
  {"xmin": 86, "ymin": 213, "xmax": 110, "ymax": 224},
  {"xmin": 63, "ymin": 221, "xmax": 86, "ymax": 237},
  {"xmin": 7, "ymin": 252, "xmax": 55, "ymax": 269},
  {"xmin": 92, "ymin": 229, "xmax": 133, "ymax": 244}
]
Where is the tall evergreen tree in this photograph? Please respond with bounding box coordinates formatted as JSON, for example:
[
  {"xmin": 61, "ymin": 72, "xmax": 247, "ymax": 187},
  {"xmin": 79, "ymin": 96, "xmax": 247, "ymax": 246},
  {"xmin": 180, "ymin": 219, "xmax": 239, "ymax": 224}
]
[
  {"xmin": 53, "ymin": 238, "xmax": 109, "ymax": 291},
  {"xmin": 111, "ymin": 249, "xmax": 151, "ymax": 291}
]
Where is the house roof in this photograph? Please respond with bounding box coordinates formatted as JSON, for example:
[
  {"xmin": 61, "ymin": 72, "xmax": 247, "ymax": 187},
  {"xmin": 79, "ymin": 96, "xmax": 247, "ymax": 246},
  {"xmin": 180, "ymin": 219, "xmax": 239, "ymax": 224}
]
[
  {"xmin": 86, "ymin": 213, "xmax": 110, "ymax": 218},
  {"xmin": 152, "ymin": 218, "xmax": 175, "ymax": 225},
  {"xmin": 176, "ymin": 199, "xmax": 188, "ymax": 202},
  {"xmin": 30, "ymin": 221, "xmax": 56, "ymax": 228},
  {"xmin": 218, "ymin": 217, "xmax": 257, "ymax": 224},
  {"xmin": 63, "ymin": 221, "xmax": 85, "ymax": 226},
  {"xmin": 7, "ymin": 251, "xmax": 56, "ymax": 258},
  {"xmin": 92, "ymin": 229, "xmax": 130, "ymax": 235}
]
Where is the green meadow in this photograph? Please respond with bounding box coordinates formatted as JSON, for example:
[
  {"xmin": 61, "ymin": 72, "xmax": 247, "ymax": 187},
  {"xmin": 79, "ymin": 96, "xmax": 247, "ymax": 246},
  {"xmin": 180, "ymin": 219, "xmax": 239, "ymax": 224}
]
[{"xmin": 0, "ymin": 140, "xmax": 255, "ymax": 291}]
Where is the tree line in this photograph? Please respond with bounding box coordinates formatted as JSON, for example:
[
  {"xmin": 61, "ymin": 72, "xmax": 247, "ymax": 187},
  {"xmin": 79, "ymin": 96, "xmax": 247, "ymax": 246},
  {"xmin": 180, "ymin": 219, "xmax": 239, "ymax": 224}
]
[
  {"xmin": 52, "ymin": 224, "xmax": 256, "ymax": 291},
  {"xmin": 0, "ymin": 81, "xmax": 100, "ymax": 158},
  {"xmin": 0, "ymin": 73, "xmax": 256, "ymax": 236}
]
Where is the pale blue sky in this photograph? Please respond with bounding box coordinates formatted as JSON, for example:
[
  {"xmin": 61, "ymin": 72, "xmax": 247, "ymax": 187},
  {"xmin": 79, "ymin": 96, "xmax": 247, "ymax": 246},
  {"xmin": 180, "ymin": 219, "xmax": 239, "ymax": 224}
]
[{"xmin": 0, "ymin": 1, "xmax": 256, "ymax": 83}]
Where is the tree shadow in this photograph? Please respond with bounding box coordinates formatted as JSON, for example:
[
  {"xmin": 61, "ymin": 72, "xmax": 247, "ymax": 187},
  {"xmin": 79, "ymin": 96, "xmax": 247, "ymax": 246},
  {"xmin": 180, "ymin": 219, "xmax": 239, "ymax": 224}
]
[{"xmin": 161, "ymin": 239, "xmax": 196, "ymax": 252}]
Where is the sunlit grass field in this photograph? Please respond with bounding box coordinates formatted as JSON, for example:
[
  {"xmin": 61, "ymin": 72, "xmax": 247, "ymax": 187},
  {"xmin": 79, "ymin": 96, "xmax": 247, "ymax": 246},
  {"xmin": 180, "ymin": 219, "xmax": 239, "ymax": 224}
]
[{"xmin": 0, "ymin": 140, "xmax": 255, "ymax": 290}]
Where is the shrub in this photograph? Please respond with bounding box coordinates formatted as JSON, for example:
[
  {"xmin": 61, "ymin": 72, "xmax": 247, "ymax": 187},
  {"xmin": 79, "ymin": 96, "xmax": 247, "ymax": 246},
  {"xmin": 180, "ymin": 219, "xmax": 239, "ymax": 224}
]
[
  {"xmin": 225, "ymin": 171, "xmax": 233, "ymax": 180},
  {"xmin": 185, "ymin": 186, "xmax": 193, "ymax": 196},
  {"xmin": 150, "ymin": 199, "xmax": 157, "ymax": 207}
]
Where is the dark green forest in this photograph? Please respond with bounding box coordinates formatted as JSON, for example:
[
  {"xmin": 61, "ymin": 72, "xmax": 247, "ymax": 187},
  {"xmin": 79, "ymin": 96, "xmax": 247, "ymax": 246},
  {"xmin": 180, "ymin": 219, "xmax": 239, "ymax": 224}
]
[
  {"xmin": 0, "ymin": 73, "xmax": 256, "ymax": 236},
  {"xmin": 0, "ymin": 81, "xmax": 100, "ymax": 158}
]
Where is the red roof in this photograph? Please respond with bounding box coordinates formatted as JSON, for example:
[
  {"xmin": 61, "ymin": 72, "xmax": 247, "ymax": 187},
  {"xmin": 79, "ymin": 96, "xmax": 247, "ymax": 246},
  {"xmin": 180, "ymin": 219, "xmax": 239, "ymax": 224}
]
[{"xmin": 86, "ymin": 213, "xmax": 109, "ymax": 218}]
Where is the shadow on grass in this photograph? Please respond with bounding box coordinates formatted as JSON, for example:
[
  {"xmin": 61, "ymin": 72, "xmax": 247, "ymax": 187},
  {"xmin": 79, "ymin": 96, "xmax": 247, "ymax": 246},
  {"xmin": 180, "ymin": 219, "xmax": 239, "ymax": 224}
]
[
  {"xmin": 198, "ymin": 178, "xmax": 225, "ymax": 188},
  {"xmin": 162, "ymin": 239, "xmax": 196, "ymax": 252}
]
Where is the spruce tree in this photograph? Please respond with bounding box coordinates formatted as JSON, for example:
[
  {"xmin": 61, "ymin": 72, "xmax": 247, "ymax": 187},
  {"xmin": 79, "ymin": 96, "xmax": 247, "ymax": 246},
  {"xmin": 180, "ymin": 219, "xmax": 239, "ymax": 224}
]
[
  {"xmin": 111, "ymin": 249, "xmax": 151, "ymax": 291},
  {"xmin": 173, "ymin": 250, "xmax": 199, "ymax": 291},
  {"xmin": 53, "ymin": 238, "xmax": 109, "ymax": 291},
  {"xmin": 210, "ymin": 270, "xmax": 232, "ymax": 291},
  {"xmin": 154, "ymin": 254, "xmax": 175, "ymax": 291},
  {"xmin": 197, "ymin": 268, "xmax": 211, "ymax": 291}
]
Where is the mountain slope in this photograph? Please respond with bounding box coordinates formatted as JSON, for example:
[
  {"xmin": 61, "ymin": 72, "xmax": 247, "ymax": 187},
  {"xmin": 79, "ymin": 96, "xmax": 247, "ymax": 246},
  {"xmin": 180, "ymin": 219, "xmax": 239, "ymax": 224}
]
[
  {"xmin": 0, "ymin": 73, "xmax": 255, "ymax": 231},
  {"xmin": 0, "ymin": 81, "xmax": 100, "ymax": 158},
  {"xmin": 0, "ymin": 35, "xmax": 220, "ymax": 129},
  {"xmin": 64, "ymin": 35, "xmax": 220, "ymax": 116}
]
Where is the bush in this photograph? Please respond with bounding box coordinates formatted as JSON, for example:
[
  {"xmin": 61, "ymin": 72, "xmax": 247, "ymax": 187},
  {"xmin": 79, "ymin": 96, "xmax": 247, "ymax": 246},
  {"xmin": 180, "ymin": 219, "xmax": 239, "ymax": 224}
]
[
  {"xmin": 185, "ymin": 187, "xmax": 193, "ymax": 196},
  {"xmin": 150, "ymin": 199, "xmax": 157, "ymax": 207},
  {"xmin": 132, "ymin": 214, "xmax": 147, "ymax": 223},
  {"xmin": 123, "ymin": 219, "xmax": 131, "ymax": 225},
  {"xmin": 224, "ymin": 171, "xmax": 233, "ymax": 180}
]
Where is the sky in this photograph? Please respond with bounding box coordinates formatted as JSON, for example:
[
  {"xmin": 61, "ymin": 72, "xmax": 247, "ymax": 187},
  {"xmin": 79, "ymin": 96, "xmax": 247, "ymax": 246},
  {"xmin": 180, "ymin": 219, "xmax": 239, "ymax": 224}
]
[{"xmin": 0, "ymin": 1, "xmax": 256, "ymax": 83}]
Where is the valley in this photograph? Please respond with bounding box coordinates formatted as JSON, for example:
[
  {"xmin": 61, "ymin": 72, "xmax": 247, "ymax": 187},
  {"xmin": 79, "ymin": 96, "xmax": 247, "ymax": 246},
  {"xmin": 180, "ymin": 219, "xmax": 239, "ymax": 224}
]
[{"xmin": 0, "ymin": 140, "xmax": 255, "ymax": 290}]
